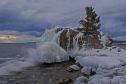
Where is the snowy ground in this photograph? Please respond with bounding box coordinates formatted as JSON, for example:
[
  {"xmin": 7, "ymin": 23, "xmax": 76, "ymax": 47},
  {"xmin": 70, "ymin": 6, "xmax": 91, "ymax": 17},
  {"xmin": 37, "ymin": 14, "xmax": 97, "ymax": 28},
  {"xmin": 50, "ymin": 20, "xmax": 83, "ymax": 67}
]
[{"xmin": 73, "ymin": 46, "xmax": 126, "ymax": 84}]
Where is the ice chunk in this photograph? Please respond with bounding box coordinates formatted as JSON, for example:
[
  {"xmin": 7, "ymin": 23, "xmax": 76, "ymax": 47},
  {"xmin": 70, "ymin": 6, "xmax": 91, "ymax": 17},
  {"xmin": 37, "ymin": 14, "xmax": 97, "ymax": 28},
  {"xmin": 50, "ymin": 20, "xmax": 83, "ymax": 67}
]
[
  {"xmin": 69, "ymin": 65, "xmax": 80, "ymax": 71},
  {"xmin": 0, "ymin": 60, "xmax": 34, "ymax": 75}
]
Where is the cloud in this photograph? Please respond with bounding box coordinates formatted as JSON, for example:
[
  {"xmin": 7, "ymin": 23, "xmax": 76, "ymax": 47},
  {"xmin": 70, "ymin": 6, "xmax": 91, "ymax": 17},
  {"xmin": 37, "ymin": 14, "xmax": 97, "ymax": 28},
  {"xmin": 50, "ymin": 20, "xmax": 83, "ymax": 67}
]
[
  {"xmin": 0, "ymin": 0, "xmax": 126, "ymax": 36},
  {"xmin": 0, "ymin": 30, "xmax": 40, "ymax": 43}
]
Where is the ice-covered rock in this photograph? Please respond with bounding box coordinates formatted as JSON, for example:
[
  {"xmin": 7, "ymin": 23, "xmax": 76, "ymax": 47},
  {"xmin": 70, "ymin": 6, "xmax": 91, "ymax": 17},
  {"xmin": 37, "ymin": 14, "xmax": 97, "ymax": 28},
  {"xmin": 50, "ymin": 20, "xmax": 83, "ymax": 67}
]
[
  {"xmin": 69, "ymin": 65, "xmax": 80, "ymax": 71},
  {"xmin": 81, "ymin": 66, "xmax": 92, "ymax": 76},
  {"xmin": 74, "ymin": 76, "xmax": 88, "ymax": 84}
]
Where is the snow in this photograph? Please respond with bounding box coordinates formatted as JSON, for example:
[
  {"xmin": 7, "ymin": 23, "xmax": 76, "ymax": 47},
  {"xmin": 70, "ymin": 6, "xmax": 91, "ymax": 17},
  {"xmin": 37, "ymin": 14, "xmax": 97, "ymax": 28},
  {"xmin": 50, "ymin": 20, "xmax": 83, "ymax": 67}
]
[
  {"xmin": 73, "ymin": 46, "xmax": 126, "ymax": 84},
  {"xmin": 73, "ymin": 46, "xmax": 126, "ymax": 69},
  {"xmin": 77, "ymin": 56, "xmax": 123, "ymax": 69}
]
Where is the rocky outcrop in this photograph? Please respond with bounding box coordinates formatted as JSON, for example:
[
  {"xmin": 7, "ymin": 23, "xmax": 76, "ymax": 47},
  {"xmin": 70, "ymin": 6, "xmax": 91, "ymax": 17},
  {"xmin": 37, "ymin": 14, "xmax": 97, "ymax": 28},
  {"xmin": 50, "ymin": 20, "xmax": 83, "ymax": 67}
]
[{"xmin": 55, "ymin": 27, "xmax": 103, "ymax": 51}]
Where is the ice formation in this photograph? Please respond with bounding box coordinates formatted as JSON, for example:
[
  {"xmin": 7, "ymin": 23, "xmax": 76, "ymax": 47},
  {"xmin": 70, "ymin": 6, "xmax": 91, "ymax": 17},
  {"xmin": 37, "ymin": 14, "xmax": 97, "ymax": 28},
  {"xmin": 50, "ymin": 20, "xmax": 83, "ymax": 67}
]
[
  {"xmin": 73, "ymin": 32, "xmax": 84, "ymax": 51},
  {"xmin": 36, "ymin": 42, "xmax": 68, "ymax": 63},
  {"xmin": 37, "ymin": 27, "xmax": 69, "ymax": 63},
  {"xmin": 37, "ymin": 28, "xmax": 126, "ymax": 84}
]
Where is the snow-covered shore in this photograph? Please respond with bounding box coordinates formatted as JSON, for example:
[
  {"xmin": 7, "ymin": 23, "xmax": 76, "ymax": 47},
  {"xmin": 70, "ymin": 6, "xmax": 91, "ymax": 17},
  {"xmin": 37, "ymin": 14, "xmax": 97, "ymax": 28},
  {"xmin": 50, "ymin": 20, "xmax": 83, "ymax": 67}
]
[{"xmin": 73, "ymin": 47, "xmax": 126, "ymax": 84}]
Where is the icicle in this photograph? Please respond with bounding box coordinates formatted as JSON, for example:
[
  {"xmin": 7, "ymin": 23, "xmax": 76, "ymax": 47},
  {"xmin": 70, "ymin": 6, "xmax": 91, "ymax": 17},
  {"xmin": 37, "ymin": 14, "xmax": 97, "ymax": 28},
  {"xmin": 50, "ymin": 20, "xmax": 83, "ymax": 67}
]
[
  {"xmin": 39, "ymin": 27, "xmax": 64, "ymax": 45},
  {"xmin": 39, "ymin": 28, "xmax": 57, "ymax": 44},
  {"xmin": 66, "ymin": 29, "xmax": 71, "ymax": 51},
  {"xmin": 73, "ymin": 32, "xmax": 83, "ymax": 51},
  {"xmin": 52, "ymin": 29, "xmax": 64, "ymax": 44}
]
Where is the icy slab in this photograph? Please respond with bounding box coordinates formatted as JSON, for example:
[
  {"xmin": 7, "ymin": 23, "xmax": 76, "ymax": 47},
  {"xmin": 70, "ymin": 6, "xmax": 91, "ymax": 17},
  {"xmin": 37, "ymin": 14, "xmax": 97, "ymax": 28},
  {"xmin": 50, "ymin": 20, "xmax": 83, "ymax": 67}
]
[
  {"xmin": 74, "ymin": 46, "xmax": 126, "ymax": 69},
  {"xmin": 0, "ymin": 59, "xmax": 35, "ymax": 75},
  {"xmin": 76, "ymin": 56, "xmax": 123, "ymax": 69}
]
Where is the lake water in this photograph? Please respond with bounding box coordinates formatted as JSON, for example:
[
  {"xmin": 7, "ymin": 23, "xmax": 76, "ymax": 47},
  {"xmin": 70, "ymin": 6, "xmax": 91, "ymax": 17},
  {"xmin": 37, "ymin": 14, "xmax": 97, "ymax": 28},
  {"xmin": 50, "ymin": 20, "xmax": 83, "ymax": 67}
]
[
  {"xmin": 0, "ymin": 43, "xmax": 37, "ymax": 76},
  {"xmin": 0, "ymin": 43, "xmax": 36, "ymax": 64}
]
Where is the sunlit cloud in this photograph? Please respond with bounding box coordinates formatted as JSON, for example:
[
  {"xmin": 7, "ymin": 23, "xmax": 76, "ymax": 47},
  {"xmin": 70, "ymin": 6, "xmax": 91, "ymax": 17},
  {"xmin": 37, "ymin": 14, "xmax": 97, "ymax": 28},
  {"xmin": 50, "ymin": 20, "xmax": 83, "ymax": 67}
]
[{"xmin": 0, "ymin": 30, "xmax": 40, "ymax": 43}]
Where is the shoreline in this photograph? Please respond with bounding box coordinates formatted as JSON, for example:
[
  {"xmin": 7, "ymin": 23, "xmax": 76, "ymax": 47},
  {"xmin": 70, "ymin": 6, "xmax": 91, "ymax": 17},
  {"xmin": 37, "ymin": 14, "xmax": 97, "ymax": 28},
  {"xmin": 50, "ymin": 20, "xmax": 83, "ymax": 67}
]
[{"xmin": 0, "ymin": 60, "xmax": 81, "ymax": 84}]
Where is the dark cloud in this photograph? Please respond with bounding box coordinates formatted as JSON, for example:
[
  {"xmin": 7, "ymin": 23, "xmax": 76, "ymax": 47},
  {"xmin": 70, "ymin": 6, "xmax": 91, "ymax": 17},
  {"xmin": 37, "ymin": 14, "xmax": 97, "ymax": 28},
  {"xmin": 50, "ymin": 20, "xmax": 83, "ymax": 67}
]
[{"xmin": 0, "ymin": 0, "xmax": 126, "ymax": 37}]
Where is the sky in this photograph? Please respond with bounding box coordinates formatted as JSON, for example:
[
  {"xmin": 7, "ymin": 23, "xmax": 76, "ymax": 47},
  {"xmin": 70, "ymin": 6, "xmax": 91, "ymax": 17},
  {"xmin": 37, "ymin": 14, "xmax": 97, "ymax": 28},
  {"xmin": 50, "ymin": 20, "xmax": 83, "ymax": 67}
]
[{"xmin": 0, "ymin": 0, "xmax": 126, "ymax": 37}]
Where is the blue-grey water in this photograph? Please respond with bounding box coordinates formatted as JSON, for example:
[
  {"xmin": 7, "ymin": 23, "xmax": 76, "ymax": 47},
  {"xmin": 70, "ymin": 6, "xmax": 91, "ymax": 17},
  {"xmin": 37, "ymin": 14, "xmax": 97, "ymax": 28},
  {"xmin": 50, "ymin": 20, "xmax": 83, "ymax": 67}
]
[{"xmin": 0, "ymin": 43, "xmax": 36, "ymax": 64}]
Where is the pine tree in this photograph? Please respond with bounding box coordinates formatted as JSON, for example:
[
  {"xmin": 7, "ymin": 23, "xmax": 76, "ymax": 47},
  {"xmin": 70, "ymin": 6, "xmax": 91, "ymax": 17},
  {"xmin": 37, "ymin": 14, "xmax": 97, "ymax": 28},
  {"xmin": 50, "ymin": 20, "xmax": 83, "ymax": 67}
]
[
  {"xmin": 80, "ymin": 7, "xmax": 101, "ymax": 33},
  {"xmin": 80, "ymin": 7, "xmax": 101, "ymax": 49}
]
